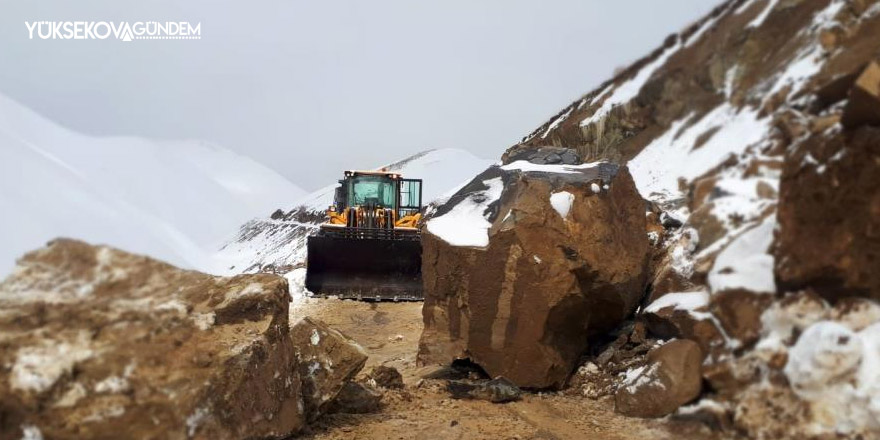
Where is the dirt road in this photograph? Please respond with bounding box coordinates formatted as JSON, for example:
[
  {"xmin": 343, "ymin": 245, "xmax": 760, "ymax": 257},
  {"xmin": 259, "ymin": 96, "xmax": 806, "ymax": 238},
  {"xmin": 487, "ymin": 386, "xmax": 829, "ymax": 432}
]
[{"xmin": 290, "ymin": 298, "xmax": 732, "ymax": 440}]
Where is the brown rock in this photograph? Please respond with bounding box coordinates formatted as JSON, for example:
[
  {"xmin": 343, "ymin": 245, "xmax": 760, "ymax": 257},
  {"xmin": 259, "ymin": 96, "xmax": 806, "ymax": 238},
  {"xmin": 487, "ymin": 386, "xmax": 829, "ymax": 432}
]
[
  {"xmin": 809, "ymin": 113, "xmax": 841, "ymax": 134},
  {"xmin": 841, "ymin": 61, "xmax": 880, "ymax": 129},
  {"xmin": 419, "ymin": 163, "xmax": 649, "ymax": 389},
  {"xmin": 368, "ymin": 365, "xmax": 404, "ymax": 389},
  {"xmin": 774, "ymin": 126, "xmax": 880, "ymax": 301},
  {"xmin": 690, "ymin": 175, "xmax": 720, "ymax": 212},
  {"xmin": 648, "ymin": 264, "xmax": 698, "ymax": 302},
  {"xmin": 446, "ymin": 377, "xmax": 522, "ymax": 403},
  {"xmin": 688, "ymin": 203, "xmax": 727, "ymax": 251},
  {"xmin": 819, "ymin": 29, "xmax": 838, "ymax": 51},
  {"xmin": 755, "ymin": 180, "xmax": 777, "ymax": 199},
  {"xmin": 709, "ymin": 289, "xmax": 774, "ymax": 348},
  {"xmin": 291, "ymin": 317, "xmax": 368, "ymax": 420},
  {"xmin": 325, "ymin": 382, "xmax": 383, "ymax": 414},
  {"xmin": 641, "ymin": 291, "xmax": 725, "ymax": 358},
  {"xmin": 0, "ymin": 239, "xmax": 305, "ymax": 440},
  {"xmin": 615, "ymin": 339, "xmax": 703, "ymax": 418}
]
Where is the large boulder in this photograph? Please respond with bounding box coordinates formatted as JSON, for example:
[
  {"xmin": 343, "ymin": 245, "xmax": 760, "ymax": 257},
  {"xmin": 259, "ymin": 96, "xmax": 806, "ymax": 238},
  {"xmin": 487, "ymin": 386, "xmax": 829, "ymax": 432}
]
[
  {"xmin": 1, "ymin": 239, "xmax": 305, "ymax": 440},
  {"xmin": 418, "ymin": 161, "xmax": 649, "ymax": 389}
]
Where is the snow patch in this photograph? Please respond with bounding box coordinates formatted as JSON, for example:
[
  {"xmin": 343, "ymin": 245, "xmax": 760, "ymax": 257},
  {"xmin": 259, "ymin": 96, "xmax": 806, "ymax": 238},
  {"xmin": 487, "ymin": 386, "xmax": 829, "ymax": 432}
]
[
  {"xmin": 500, "ymin": 160, "xmax": 603, "ymax": 174},
  {"xmin": 708, "ymin": 215, "xmax": 776, "ymax": 294},
  {"xmin": 11, "ymin": 334, "xmax": 95, "ymax": 393},
  {"xmin": 426, "ymin": 177, "xmax": 504, "ymax": 247},
  {"xmin": 549, "ymin": 191, "xmax": 574, "ymax": 219},
  {"xmin": 581, "ymin": 36, "xmax": 682, "ymax": 129},
  {"xmin": 628, "ymin": 103, "xmax": 771, "ymax": 201},
  {"xmin": 645, "ymin": 290, "xmax": 711, "ymax": 319},
  {"xmin": 541, "ymin": 107, "xmax": 573, "ymax": 139},
  {"xmin": 20, "ymin": 425, "xmax": 43, "ymax": 440}
]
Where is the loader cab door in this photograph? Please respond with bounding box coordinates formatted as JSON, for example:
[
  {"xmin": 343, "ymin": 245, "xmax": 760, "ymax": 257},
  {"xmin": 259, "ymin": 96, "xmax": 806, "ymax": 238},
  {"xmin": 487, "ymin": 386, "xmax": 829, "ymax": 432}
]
[{"xmin": 398, "ymin": 179, "xmax": 422, "ymax": 218}]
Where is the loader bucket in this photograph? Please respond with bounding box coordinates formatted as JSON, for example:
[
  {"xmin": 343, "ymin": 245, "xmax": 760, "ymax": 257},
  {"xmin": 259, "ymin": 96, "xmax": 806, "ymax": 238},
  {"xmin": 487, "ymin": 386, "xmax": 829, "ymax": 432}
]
[{"xmin": 305, "ymin": 233, "xmax": 423, "ymax": 301}]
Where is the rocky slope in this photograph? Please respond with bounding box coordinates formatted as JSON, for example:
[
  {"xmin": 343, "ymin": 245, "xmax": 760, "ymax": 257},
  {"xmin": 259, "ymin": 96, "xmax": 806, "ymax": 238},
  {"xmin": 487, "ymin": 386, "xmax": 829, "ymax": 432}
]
[
  {"xmin": 215, "ymin": 148, "xmax": 493, "ymax": 276},
  {"xmin": 423, "ymin": 0, "xmax": 880, "ymax": 437},
  {"xmin": 0, "ymin": 93, "xmax": 305, "ymax": 277}
]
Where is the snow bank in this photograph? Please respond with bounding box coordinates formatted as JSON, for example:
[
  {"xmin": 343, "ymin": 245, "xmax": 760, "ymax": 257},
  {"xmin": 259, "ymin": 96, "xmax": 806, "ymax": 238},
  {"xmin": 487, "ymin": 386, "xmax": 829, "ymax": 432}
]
[{"xmin": 426, "ymin": 177, "xmax": 504, "ymax": 247}]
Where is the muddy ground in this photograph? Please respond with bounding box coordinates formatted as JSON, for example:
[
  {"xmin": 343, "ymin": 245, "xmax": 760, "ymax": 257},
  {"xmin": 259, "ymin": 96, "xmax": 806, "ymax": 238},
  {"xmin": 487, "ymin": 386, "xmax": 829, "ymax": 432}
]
[{"xmin": 289, "ymin": 298, "xmax": 735, "ymax": 440}]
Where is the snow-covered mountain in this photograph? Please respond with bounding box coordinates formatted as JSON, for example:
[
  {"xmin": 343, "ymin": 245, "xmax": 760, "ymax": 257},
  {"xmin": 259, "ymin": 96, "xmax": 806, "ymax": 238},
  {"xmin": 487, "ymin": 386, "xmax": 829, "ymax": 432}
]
[
  {"xmin": 0, "ymin": 93, "xmax": 306, "ymax": 276},
  {"xmin": 215, "ymin": 148, "xmax": 494, "ymax": 275}
]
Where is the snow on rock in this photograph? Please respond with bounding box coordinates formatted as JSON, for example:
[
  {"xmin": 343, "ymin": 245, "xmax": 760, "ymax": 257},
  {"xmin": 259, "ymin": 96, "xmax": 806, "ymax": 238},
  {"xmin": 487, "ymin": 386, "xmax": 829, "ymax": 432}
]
[
  {"xmin": 11, "ymin": 333, "xmax": 95, "ymax": 393},
  {"xmin": 500, "ymin": 160, "xmax": 603, "ymax": 174},
  {"xmin": 644, "ymin": 290, "xmax": 710, "ymax": 317},
  {"xmin": 628, "ymin": 103, "xmax": 771, "ymax": 202},
  {"xmin": 708, "ymin": 215, "xmax": 776, "ymax": 294},
  {"xmin": 0, "ymin": 93, "xmax": 305, "ymax": 277},
  {"xmin": 549, "ymin": 191, "xmax": 575, "ymax": 219},
  {"xmin": 580, "ymin": 36, "xmax": 684, "ymax": 130},
  {"xmin": 426, "ymin": 176, "xmax": 504, "ymax": 247}
]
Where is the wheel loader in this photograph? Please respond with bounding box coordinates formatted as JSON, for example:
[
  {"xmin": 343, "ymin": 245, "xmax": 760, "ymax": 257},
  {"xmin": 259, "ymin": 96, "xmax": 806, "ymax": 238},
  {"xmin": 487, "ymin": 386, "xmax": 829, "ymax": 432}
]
[{"xmin": 305, "ymin": 170, "xmax": 423, "ymax": 301}]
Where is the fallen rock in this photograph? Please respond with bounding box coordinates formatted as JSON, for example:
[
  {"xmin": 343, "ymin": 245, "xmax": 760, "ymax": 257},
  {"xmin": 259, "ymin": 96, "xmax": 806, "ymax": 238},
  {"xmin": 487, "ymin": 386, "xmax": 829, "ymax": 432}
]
[
  {"xmin": 641, "ymin": 291, "xmax": 725, "ymax": 359},
  {"xmin": 841, "ymin": 61, "xmax": 880, "ymax": 129},
  {"xmin": 0, "ymin": 239, "xmax": 305, "ymax": 440},
  {"xmin": 709, "ymin": 288, "xmax": 774, "ymax": 348},
  {"xmin": 615, "ymin": 339, "xmax": 703, "ymax": 418},
  {"xmin": 446, "ymin": 377, "xmax": 522, "ymax": 403},
  {"xmin": 368, "ymin": 365, "xmax": 404, "ymax": 389},
  {"xmin": 291, "ymin": 317, "xmax": 368, "ymax": 421},
  {"xmin": 325, "ymin": 382, "xmax": 383, "ymax": 414},
  {"xmin": 419, "ymin": 161, "xmax": 649, "ymax": 389}
]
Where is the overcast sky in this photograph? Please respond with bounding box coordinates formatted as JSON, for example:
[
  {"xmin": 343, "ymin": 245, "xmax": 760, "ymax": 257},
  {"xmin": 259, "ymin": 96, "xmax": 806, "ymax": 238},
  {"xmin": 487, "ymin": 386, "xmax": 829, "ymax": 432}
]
[{"xmin": 0, "ymin": 1, "xmax": 718, "ymax": 190}]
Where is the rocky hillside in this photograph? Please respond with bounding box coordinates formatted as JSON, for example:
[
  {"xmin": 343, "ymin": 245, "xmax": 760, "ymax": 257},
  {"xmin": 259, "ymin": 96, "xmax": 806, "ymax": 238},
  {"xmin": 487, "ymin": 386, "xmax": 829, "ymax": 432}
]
[
  {"xmin": 215, "ymin": 148, "xmax": 492, "ymax": 277},
  {"xmin": 422, "ymin": 0, "xmax": 880, "ymax": 437},
  {"xmin": 0, "ymin": 93, "xmax": 305, "ymax": 277}
]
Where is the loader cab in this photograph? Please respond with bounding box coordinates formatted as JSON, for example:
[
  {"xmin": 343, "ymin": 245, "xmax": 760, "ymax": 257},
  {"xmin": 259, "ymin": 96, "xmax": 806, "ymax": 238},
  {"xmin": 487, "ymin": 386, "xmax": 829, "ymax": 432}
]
[{"xmin": 334, "ymin": 170, "xmax": 422, "ymax": 219}]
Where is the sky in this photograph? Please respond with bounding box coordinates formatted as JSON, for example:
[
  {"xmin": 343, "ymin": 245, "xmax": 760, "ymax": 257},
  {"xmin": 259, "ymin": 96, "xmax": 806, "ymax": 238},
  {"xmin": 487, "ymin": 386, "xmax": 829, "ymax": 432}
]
[{"xmin": 0, "ymin": 1, "xmax": 718, "ymax": 191}]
